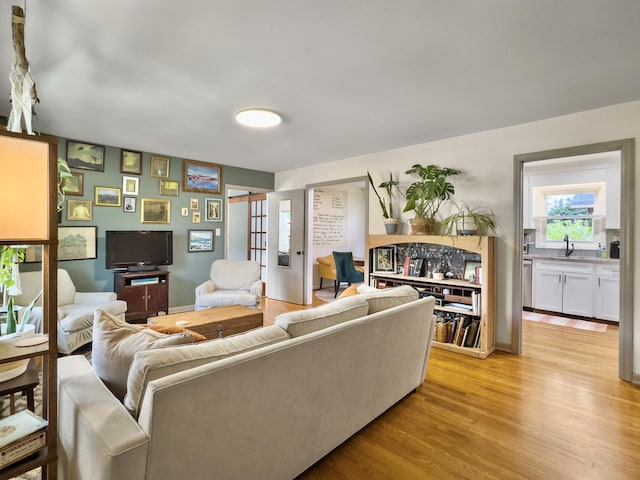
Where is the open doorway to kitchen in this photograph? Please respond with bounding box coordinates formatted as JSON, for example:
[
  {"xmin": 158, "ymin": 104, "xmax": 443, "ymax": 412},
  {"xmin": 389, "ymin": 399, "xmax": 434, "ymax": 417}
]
[{"xmin": 512, "ymin": 139, "xmax": 634, "ymax": 381}]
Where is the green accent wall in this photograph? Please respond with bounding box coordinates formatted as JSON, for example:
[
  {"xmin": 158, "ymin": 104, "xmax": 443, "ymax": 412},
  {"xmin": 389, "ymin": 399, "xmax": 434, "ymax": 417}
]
[{"xmin": 51, "ymin": 138, "xmax": 273, "ymax": 309}]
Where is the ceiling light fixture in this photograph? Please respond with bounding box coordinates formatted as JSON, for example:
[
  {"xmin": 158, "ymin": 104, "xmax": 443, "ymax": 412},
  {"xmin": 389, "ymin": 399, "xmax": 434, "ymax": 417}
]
[{"xmin": 235, "ymin": 109, "xmax": 282, "ymax": 128}]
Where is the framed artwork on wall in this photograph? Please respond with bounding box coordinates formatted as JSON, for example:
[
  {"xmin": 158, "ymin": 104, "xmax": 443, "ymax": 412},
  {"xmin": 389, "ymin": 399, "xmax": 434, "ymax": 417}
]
[
  {"xmin": 67, "ymin": 199, "xmax": 93, "ymax": 221},
  {"xmin": 188, "ymin": 230, "xmax": 214, "ymax": 252},
  {"xmin": 204, "ymin": 198, "xmax": 222, "ymax": 221},
  {"xmin": 61, "ymin": 172, "xmax": 84, "ymax": 196},
  {"xmin": 122, "ymin": 176, "xmax": 139, "ymax": 196},
  {"xmin": 120, "ymin": 149, "xmax": 142, "ymax": 175},
  {"xmin": 123, "ymin": 197, "xmax": 136, "ymax": 213},
  {"xmin": 190, "ymin": 197, "xmax": 199, "ymax": 210},
  {"xmin": 66, "ymin": 140, "xmax": 105, "ymax": 171},
  {"xmin": 192, "ymin": 211, "xmax": 201, "ymax": 223},
  {"xmin": 95, "ymin": 186, "xmax": 122, "ymax": 206},
  {"xmin": 159, "ymin": 179, "xmax": 180, "ymax": 196},
  {"xmin": 26, "ymin": 226, "xmax": 98, "ymax": 262},
  {"xmin": 183, "ymin": 160, "xmax": 222, "ymax": 193},
  {"xmin": 141, "ymin": 198, "xmax": 171, "ymax": 224},
  {"xmin": 150, "ymin": 155, "xmax": 170, "ymax": 178}
]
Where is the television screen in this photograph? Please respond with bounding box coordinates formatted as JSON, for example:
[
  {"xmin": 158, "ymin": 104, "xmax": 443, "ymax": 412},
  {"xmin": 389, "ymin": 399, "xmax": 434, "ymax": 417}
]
[{"xmin": 105, "ymin": 230, "xmax": 173, "ymax": 270}]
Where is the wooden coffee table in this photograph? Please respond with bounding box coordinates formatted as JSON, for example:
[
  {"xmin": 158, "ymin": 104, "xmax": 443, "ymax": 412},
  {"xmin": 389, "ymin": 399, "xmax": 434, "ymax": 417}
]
[{"xmin": 148, "ymin": 305, "xmax": 264, "ymax": 340}]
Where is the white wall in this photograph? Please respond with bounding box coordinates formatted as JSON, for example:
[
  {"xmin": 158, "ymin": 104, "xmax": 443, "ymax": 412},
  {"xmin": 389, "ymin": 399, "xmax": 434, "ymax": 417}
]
[{"xmin": 275, "ymin": 100, "xmax": 640, "ymax": 373}]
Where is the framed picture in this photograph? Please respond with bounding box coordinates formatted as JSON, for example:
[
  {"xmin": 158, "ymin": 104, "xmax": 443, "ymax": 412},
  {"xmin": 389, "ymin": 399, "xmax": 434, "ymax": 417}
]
[
  {"xmin": 61, "ymin": 172, "xmax": 84, "ymax": 196},
  {"xmin": 141, "ymin": 198, "xmax": 171, "ymax": 224},
  {"xmin": 122, "ymin": 176, "xmax": 139, "ymax": 196},
  {"xmin": 181, "ymin": 207, "xmax": 189, "ymax": 216},
  {"xmin": 66, "ymin": 199, "xmax": 93, "ymax": 221},
  {"xmin": 373, "ymin": 246, "xmax": 396, "ymax": 273},
  {"xmin": 188, "ymin": 230, "xmax": 214, "ymax": 252},
  {"xmin": 123, "ymin": 197, "xmax": 137, "ymax": 213},
  {"xmin": 192, "ymin": 211, "xmax": 201, "ymax": 224},
  {"xmin": 24, "ymin": 226, "xmax": 98, "ymax": 262},
  {"xmin": 464, "ymin": 260, "xmax": 482, "ymax": 283},
  {"xmin": 205, "ymin": 198, "xmax": 222, "ymax": 221},
  {"xmin": 159, "ymin": 179, "xmax": 180, "ymax": 196},
  {"xmin": 150, "ymin": 155, "xmax": 170, "ymax": 178},
  {"xmin": 120, "ymin": 149, "xmax": 142, "ymax": 175},
  {"xmin": 66, "ymin": 140, "xmax": 105, "ymax": 171},
  {"xmin": 183, "ymin": 160, "xmax": 222, "ymax": 194},
  {"xmin": 95, "ymin": 186, "xmax": 122, "ymax": 206},
  {"xmin": 190, "ymin": 197, "xmax": 199, "ymax": 210}
]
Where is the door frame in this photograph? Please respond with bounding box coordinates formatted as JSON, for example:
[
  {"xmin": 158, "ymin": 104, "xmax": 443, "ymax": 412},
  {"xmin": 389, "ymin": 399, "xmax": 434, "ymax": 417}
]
[
  {"xmin": 512, "ymin": 138, "xmax": 635, "ymax": 381},
  {"xmin": 224, "ymin": 184, "xmax": 271, "ymax": 260}
]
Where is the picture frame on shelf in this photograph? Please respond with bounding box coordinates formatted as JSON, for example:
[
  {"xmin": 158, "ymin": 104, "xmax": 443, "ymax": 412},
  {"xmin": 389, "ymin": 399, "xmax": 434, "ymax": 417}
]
[
  {"xmin": 463, "ymin": 260, "xmax": 482, "ymax": 283},
  {"xmin": 205, "ymin": 198, "xmax": 222, "ymax": 221},
  {"xmin": 141, "ymin": 198, "xmax": 171, "ymax": 224},
  {"xmin": 66, "ymin": 199, "xmax": 93, "ymax": 221},
  {"xmin": 183, "ymin": 160, "xmax": 222, "ymax": 193},
  {"xmin": 95, "ymin": 186, "xmax": 121, "ymax": 207},
  {"xmin": 66, "ymin": 140, "xmax": 105, "ymax": 171},
  {"xmin": 61, "ymin": 172, "xmax": 84, "ymax": 196},
  {"xmin": 120, "ymin": 149, "xmax": 142, "ymax": 175},
  {"xmin": 122, "ymin": 176, "xmax": 139, "ymax": 196},
  {"xmin": 188, "ymin": 229, "xmax": 214, "ymax": 252},
  {"xmin": 27, "ymin": 226, "xmax": 98, "ymax": 262},
  {"xmin": 373, "ymin": 246, "xmax": 396, "ymax": 273},
  {"xmin": 123, "ymin": 197, "xmax": 136, "ymax": 213},
  {"xmin": 150, "ymin": 155, "xmax": 170, "ymax": 178},
  {"xmin": 159, "ymin": 179, "xmax": 180, "ymax": 196}
]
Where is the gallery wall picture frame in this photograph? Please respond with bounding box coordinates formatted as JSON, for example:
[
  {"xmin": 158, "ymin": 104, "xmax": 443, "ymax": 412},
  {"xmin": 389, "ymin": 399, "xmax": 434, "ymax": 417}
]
[
  {"xmin": 61, "ymin": 171, "xmax": 84, "ymax": 196},
  {"xmin": 373, "ymin": 246, "xmax": 397, "ymax": 273},
  {"xmin": 67, "ymin": 199, "xmax": 93, "ymax": 221},
  {"xmin": 181, "ymin": 207, "xmax": 189, "ymax": 216},
  {"xmin": 141, "ymin": 198, "xmax": 171, "ymax": 224},
  {"xmin": 192, "ymin": 211, "xmax": 201, "ymax": 224},
  {"xmin": 123, "ymin": 197, "xmax": 137, "ymax": 213},
  {"xmin": 120, "ymin": 149, "xmax": 143, "ymax": 175},
  {"xmin": 188, "ymin": 229, "xmax": 214, "ymax": 252},
  {"xmin": 150, "ymin": 155, "xmax": 170, "ymax": 178},
  {"xmin": 205, "ymin": 198, "xmax": 222, "ymax": 221},
  {"xmin": 159, "ymin": 179, "xmax": 180, "ymax": 196},
  {"xmin": 95, "ymin": 186, "xmax": 122, "ymax": 207},
  {"xmin": 190, "ymin": 197, "xmax": 199, "ymax": 210},
  {"xmin": 183, "ymin": 159, "xmax": 222, "ymax": 194},
  {"xmin": 25, "ymin": 226, "xmax": 99, "ymax": 262},
  {"xmin": 66, "ymin": 140, "xmax": 105, "ymax": 171},
  {"xmin": 122, "ymin": 176, "xmax": 139, "ymax": 196}
]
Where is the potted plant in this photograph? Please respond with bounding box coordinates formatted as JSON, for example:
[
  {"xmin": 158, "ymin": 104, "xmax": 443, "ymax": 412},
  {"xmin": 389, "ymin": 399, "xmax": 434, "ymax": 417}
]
[
  {"xmin": 440, "ymin": 203, "xmax": 498, "ymax": 236},
  {"xmin": 402, "ymin": 164, "xmax": 461, "ymax": 234},
  {"xmin": 368, "ymin": 171, "xmax": 402, "ymax": 234}
]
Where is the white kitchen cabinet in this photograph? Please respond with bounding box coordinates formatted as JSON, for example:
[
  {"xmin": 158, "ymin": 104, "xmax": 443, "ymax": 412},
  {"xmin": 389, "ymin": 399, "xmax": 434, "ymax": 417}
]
[
  {"xmin": 532, "ymin": 260, "xmax": 594, "ymax": 317},
  {"xmin": 595, "ymin": 264, "xmax": 620, "ymax": 322},
  {"xmin": 562, "ymin": 272, "xmax": 595, "ymax": 317}
]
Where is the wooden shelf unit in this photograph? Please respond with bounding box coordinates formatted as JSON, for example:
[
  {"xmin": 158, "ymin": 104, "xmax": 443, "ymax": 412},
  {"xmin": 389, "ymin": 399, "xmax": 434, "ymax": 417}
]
[
  {"xmin": 0, "ymin": 130, "xmax": 59, "ymax": 479},
  {"xmin": 114, "ymin": 270, "xmax": 170, "ymax": 322},
  {"xmin": 367, "ymin": 235, "xmax": 495, "ymax": 359}
]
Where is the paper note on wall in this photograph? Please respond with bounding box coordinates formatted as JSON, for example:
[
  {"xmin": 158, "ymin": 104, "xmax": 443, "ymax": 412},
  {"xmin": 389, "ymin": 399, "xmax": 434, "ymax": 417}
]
[{"xmin": 313, "ymin": 188, "xmax": 347, "ymax": 246}]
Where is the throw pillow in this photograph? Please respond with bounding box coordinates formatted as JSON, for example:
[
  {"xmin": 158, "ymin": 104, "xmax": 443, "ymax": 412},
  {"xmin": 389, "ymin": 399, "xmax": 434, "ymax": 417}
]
[
  {"xmin": 143, "ymin": 324, "xmax": 208, "ymax": 342},
  {"xmin": 92, "ymin": 310, "xmax": 194, "ymax": 401},
  {"xmin": 359, "ymin": 285, "xmax": 419, "ymax": 314},
  {"xmin": 337, "ymin": 284, "xmax": 358, "ymax": 298}
]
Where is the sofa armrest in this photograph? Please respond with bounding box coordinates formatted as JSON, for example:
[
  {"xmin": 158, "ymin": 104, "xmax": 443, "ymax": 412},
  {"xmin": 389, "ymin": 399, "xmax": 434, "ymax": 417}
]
[
  {"xmin": 74, "ymin": 291, "xmax": 117, "ymax": 304},
  {"xmin": 195, "ymin": 280, "xmax": 216, "ymax": 297},
  {"xmin": 249, "ymin": 280, "xmax": 262, "ymax": 302},
  {"xmin": 58, "ymin": 355, "xmax": 149, "ymax": 480}
]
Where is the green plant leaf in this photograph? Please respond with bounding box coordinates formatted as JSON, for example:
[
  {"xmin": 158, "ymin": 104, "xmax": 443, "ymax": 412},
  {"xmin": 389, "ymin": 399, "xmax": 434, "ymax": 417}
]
[{"xmin": 18, "ymin": 290, "xmax": 42, "ymax": 332}]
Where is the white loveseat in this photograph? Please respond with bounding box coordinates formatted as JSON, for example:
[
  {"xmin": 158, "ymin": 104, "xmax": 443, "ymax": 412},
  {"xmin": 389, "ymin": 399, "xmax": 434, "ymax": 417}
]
[
  {"xmin": 15, "ymin": 269, "xmax": 127, "ymax": 354},
  {"xmin": 194, "ymin": 259, "xmax": 262, "ymax": 310},
  {"xmin": 57, "ymin": 286, "xmax": 435, "ymax": 480}
]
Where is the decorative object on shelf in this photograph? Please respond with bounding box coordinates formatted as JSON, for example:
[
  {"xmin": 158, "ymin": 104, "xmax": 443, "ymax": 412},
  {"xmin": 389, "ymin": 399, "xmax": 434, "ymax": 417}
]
[
  {"xmin": 183, "ymin": 160, "xmax": 222, "ymax": 194},
  {"xmin": 368, "ymin": 171, "xmax": 402, "ymax": 234},
  {"xmin": 440, "ymin": 203, "xmax": 497, "ymax": 236},
  {"xmin": 403, "ymin": 164, "xmax": 460, "ymax": 234},
  {"xmin": 373, "ymin": 246, "xmax": 397, "ymax": 273},
  {"xmin": 66, "ymin": 140, "xmax": 105, "ymax": 171}
]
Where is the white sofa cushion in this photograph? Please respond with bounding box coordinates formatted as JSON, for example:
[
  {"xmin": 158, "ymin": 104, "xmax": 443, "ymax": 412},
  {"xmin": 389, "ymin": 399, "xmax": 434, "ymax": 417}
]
[
  {"xmin": 124, "ymin": 325, "xmax": 290, "ymax": 415},
  {"xmin": 92, "ymin": 310, "xmax": 194, "ymax": 401},
  {"xmin": 275, "ymin": 295, "xmax": 369, "ymax": 337},
  {"xmin": 358, "ymin": 285, "xmax": 419, "ymax": 314}
]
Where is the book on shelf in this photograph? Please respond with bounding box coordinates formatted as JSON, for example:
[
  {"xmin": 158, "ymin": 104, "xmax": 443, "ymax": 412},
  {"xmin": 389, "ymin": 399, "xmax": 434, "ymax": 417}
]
[
  {"xmin": 471, "ymin": 291, "xmax": 481, "ymax": 316},
  {"xmin": 0, "ymin": 410, "xmax": 47, "ymax": 468},
  {"xmin": 403, "ymin": 257, "xmax": 411, "ymax": 276},
  {"xmin": 464, "ymin": 320, "xmax": 480, "ymax": 348}
]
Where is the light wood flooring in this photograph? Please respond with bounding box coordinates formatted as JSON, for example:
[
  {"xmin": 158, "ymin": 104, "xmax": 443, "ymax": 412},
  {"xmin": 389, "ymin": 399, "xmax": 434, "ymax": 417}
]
[{"xmin": 261, "ymin": 297, "xmax": 640, "ymax": 480}]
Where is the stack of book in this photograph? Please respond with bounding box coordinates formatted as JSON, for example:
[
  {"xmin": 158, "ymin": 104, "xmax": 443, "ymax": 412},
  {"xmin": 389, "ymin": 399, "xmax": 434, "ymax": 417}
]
[
  {"xmin": 434, "ymin": 317, "xmax": 481, "ymax": 348},
  {"xmin": 0, "ymin": 410, "xmax": 47, "ymax": 468}
]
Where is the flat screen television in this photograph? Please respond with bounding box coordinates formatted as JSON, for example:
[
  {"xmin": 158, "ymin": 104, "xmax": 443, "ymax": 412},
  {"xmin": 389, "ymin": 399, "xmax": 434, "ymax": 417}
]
[{"xmin": 105, "ymin": 230, "xmax": 173, "ymax": 271}]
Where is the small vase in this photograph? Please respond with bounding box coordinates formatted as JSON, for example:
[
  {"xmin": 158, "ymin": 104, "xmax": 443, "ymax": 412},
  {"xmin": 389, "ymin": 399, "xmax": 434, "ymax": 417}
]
[{"xmin": 383, "ymin": 218, "xmax": 399, "ymax": 234}]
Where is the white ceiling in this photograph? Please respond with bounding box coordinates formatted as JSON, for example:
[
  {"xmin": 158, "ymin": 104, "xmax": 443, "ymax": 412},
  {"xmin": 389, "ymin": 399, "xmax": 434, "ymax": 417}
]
[{"xmin": 2, "ymin": 1, "xmax": 640, "ymax": 173}]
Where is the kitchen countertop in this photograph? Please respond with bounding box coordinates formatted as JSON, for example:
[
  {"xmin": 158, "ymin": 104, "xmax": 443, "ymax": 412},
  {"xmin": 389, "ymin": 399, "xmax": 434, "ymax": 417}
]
[{"xmin": 524, "ymin": 254, "xmax": 619, "ymax": 265}]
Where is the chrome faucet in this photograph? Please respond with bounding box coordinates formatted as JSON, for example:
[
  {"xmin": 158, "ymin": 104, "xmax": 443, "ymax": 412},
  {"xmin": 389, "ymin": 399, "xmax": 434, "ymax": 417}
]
[{"xmin": 563, "ymin": 233, "xmax": 575, "ymax": 257}]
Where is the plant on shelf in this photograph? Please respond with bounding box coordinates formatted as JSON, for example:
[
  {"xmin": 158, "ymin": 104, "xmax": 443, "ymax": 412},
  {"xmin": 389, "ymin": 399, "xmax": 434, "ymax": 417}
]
[
  {"xmin": 440, "ymin": 203, "xmax": 498, "ymax": 236},
  {"xmin": 0, "ymin": 246, "xmax": 40, "ymax": 335},
  {"xmin": 402, "ymin": 163, "xmax": 461, "ymax": 234},
  {"xmin": 368, "ymin": 171, "xmax": 402, "ymax": 234},
  {"xmin": 57, "ymin": 156, "xmax": 73, "ymax": 211}
]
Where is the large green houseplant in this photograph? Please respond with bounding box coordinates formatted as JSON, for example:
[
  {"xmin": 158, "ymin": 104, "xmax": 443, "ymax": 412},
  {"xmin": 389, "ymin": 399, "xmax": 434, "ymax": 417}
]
[
  {"xmin": 402, "ymin": 164, "xmax": 461, "ymax": 234},
  {"xmin": 368, "ymin": 171, "xmax": 402, "ymax": 234},
  {"xmin": 440, "ymin": 203, "xmax": 497, "ymax": 236}
]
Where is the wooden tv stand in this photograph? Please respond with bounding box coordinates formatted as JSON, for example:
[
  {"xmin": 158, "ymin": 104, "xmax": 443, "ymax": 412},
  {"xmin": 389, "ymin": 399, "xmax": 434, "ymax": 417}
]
[{"xmin": 114, "ymin": 270, "xmax": 170, "ymax": 323}]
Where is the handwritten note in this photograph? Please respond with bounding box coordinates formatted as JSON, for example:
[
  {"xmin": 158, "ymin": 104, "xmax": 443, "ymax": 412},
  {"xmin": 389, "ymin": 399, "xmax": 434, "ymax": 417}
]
[{"xmin": 313, "ymin": 188, "xmax": 346, "ymax": 246}]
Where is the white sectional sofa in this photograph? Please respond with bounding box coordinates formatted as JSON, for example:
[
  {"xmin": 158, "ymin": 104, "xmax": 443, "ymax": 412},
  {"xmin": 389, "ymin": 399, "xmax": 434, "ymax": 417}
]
[{"xmin": 57, "ymin": 285, "xmax": 435, "ymax": 480}]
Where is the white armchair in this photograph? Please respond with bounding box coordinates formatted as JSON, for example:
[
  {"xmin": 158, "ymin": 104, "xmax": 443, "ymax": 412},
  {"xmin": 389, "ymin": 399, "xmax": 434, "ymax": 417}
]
[
  {"xmin": 14, "ymin": 269, "xmax": 127, "ymax": 354},
  {"xmin": 195, "ymin": 260, "xmax": 262, "ymax": 310}
]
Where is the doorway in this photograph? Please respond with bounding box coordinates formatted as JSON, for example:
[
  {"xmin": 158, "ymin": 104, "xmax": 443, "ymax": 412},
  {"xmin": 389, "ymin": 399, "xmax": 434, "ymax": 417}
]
[{"xmin": 512, "ymin": 139, "xmax": 634, "ymax": 381}]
